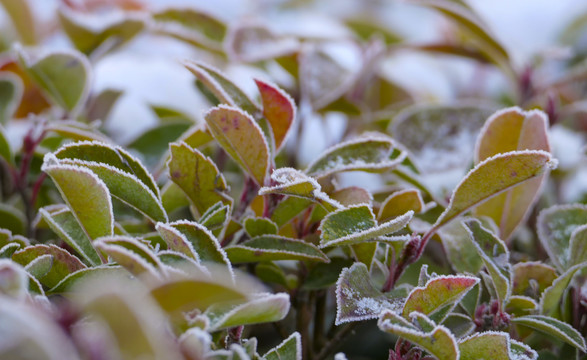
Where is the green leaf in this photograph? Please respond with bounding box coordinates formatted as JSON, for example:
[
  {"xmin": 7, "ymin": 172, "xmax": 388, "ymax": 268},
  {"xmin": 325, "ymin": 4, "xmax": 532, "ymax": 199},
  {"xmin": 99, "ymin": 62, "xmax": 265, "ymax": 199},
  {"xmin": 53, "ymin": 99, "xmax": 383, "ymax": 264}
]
[
  {"xmin": 58, "ymin": 158, "xmax": 168, "ymax": 223},
  {"xmin": 150, "ymin": 275, "xmax": 249, "ymax": 314},
  {"xmin": 540, "ymin": 262, "xmax": 587, "ymax": 317},
  {"xmin": 0, "ymin": 0, "xmax": 37, "ymax": 44},
  {"xmin": 0, "ymin": 204, "xmax": 26, "ymax": 235},
  {"xmin": 205, "ymin": 105, "xmax": 270, "ymax": 186},
  {"xmin": 512, "ymin": 261, "xmax": 556, "ymax": 297},
  {"xmin": 305, "ymin": 135, "xmax": 404, "ymax": 179},
  {"xmin": 23, "ymin": 254, "xmax": 53, "ymax": 279},
  {"xmin": 128, "ymin": 122, "xmax": 191, "ymax": 168},
  {"xmin": 244, "ymin": 217, "xmax": 278, "ymax": 237},
  {"xmin": 271, "ymin": 196, "xmax": 313, "ymax": 228},
  {"xmin": 443, "ymin": 313, "xmax": 474, "ymax": 338},
  {"xmin": 568, "ymin": 224, "xmax": 587, "ymax": 267},
  {"xmin": 255, "ymin": 262, "xmax": 289, "ymax": 287},
  {"xmin": 12, "ymin": 244, "xmax": 86, "ymax": 288},
  {"xmin": 161, "ymin": 182, "xmax": 190, "ymax": 214},
  {"xmin": 49, "ymin": 265, "xmax": 126, "ymax": 294},
  {"xmin": 335, "ymin": 263, "xmax": 405, "ymax": 324},
  {"xmin": 263, "ymin": 332, "xmax": 301, "ymax": 360},
  {"xmin": 378, "ymin": 311, "xmax": 459, "ymax": 360},
  {"xmin": 0, "ymin": 72, "xmax": 22, "ymax": 125},
  {"xmin": 46, "ymin": 120, "xmax": 111, "ymax": 143},
  {"xmin": 302, "ymin": 257, "xmax": 353, "ymax": 290},
  {"xmin": 42, "ymin": 154, "xmax": 114, "ymax": 239},
  {"xmin": 432, "ymin": 151, "xmax": 557, "ymax": 231},
  {"xmin": 0, "ymin": 259, "xmax": 28, "ymax": 299},
  {"xmin": 86, "ymin": 88, "xmax": 122, "ymax": 122},
  {"xmin": 537, "ymin": 204, "xmax": 587, "ymax": 271},
  {"xmin": 54, "ymin": 140, "xmax": 160, "ymax": 197},
  {"xmin": 179, "ymin": 123, "xmax": 214, "ymax": 149},
  {"xmin": 226, "ymin": 235, "xmax": 329, "ymax": 263},
  {"xmin": 378, "ymin": 189, "xmax": 423, "ymax": 222},
  {"xmin": 512, "ymin": 315, "xmax": 586, "ymax": 351},
  {"xmin": 39, "ymin": 206, "xmax": 103, "ymax": 266},
  {"xmin": 153, "ymin": 8, "xmax": 226, "ymax": 51},
  {"xmin": 206, "ymin": 293, "xmax": 290, "ymax": 331},
  {"xmin": 16, "ymin": 47, "xmax": 90, "ymax": 114},
  {"xmin": 458, "ymin": 332, "xmax": 511, "ymax": 360},
  {"xmin": 438, "ymin": 220, "xmax": 483, "ymax": 274},
  {"xmin": 94, "ymin": 236, "xmax": 163, "ymax": 278},
  {"xmin": 319, "ymin": 205, "xmax": 412, "ymax": 248},
  {"xmin": 474, "ymin": 108, "xmax": 551, "ymax": 240},
  {"xmin": 227, "ymin": 24, "xmax": 299, "ymax": 62},
  {"xmin": 156, "ymin": 222, "xmax": 199, "ymax": 261},
  {"xmin": 255, "ymin": 79, "xmax": 296, "ymax": 151},
  {"xmin": 506, "ymin": 295, "xmax": 538, "ymax": 317},
  {"xmin": 59, "ymin": 9, "xmax": 144, "ymax": 56},
  {"xmin": 168, "ymin": 220, "xmax": 231, "ymax": 268},
  {"xmin": 199, "ymin": 202, "xmax": 230, "ymax": 233},
  {"xmin": 0, "ymin": 242, "xmax": 21, "ymax": 258},
  {"xmin": 0, "ymin": 124, "xmax": 13, "ymax": 163},
  {"xmin": 462, "ymin": 219, "xmax": 511, "ymax": 304},
  {"xmin": 402, "ymin": 275, "xmax": 478, "ymax": 323},
  {"xmin": 509, "ymin": 339, "xmax": 538, "ymax": 360},
  {"xmin": 168, "ymin": 141, "xmax": 232, "ymax": 215}
]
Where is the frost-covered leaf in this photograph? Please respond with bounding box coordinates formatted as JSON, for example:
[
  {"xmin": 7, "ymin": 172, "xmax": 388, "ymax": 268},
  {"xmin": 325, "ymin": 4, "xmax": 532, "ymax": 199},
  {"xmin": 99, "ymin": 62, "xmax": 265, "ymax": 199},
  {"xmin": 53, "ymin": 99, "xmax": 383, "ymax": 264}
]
[
  {"xmin": 271, "ymin": 197, "xmax": 313, "ymax": 228},
  {"xmin": 391, "ymin": 103, "xmax": 493, "ymax": 175},
  {"xmin": 205, "ymin": 105, "xmax": 270, "ymax": 186},
  {"xmin": 227, "ymin": 23, "xmax": 299, "ymax": 62},
  {"xmin": 255, "ymin": 79, "xmax": 296, "ymax": 151},
  {"xmin": 335, "ymin": 263, "xmax": 405, "ymax": 324},
  {"xmin": 206, "ymin": 293, "xmax": 290, "ymax": 331},
  {"xmin": 506, "ymin": 295, "xmax": 538, "ymax": 316},
  {"xmin": 128, "ymin": 122, "xmax": 191, "ymax": 168},
  {"xmin": 39, "ymin": 206, "xmax": 103, "ymax": 266},
  {"xmin": 94, "ymin": 236, "xmax": 163, "ymax": 278},
  {"xmin": 46, "ymin": 120, "xmax": 112, "ymax": 143},
  {"xmin": 156, "ymin": 222, "xmax": 199, "ymax": 261},
  {"xmin": 512, "ymin": 315, "xmax": 586, "ymax": 351},
  {"xmin": 244, "ymin": 217, "xmax": 278, "ymax": 237},
  {"xmin": 512, "ymin": 261, "xmax": 556, "ymax": 297},
  {"xmin": 200, "ymin": 202, "xmax": 230, "ymax": 235},
  {"xmin": 378, "ymin": 311, "xmax": 459, "ymax": 360},
  {"xmin": 226, "ymin": 235, "xmax": 328, "ymax": 263},
  {"xmin": 263, "ymin": 332, "xmax": 301, "ymax": 360},
  {"xmin": 42, "ymin": 154, "xmax": 113, "ymax": 239},
  {"xmin": 509, "ymin": 339, "xmax": 538, "ymax": 360},
  {"xmin": 319, "ymin": 205, "xmax": 412, "ymax": 248},
  {"xmin": 432, "ymin": 151, "xmax": 557, "ymax": 231},
  {"xmin": 443, "ymin": 313, "xmax": 475, "ymax": 338},
  {"xmin": 49, "ymin": 265, "xmax": 126, "ymax": 294},
  {"xmin": 305, "ymin": 135, "xmax": 405, "ymax": 179},
  {"xmin": 59, "ymin": 158, "xmax": 167, "ymax": 223},
  {"xmin": 0, "ymin": 259, "xmax": 28, "ymax": 299},
  {"xmin": 153, "ymin": 8, "xmax": 226, "ymax": 51},
  {"xmin": 303, "ymin": 257, "xmax": 353, "ymax": 290},
  {"xmin": 54, "ymin": 140, "xmax": 159, "ymax": 197},
  {"xmin": 568, "ymin": 224, "xmax": 587, "ymax": 267},
  {"xmin": 462, "ymin": 219, "xmax": 511, "ymax": 304},
  {"xmin": 16, "ymin": 46, "xmax": 91, "ymax": 115},
  {"xmin": 0, "ymin": 242, "xmax": 21, "ymax": 258},
  {"xmin": 23, "ymin": 253, "xmax": 53, "ymax": 280},
  {"xmin": 402, "ymin": 275, "xmax": 479, "ymax": 323},
  {"xmin": 540, "ymin": 262, "xmax": 587, "ymax": 316},
  {"xmin": 0, "ymin": 0, "xmax": 37, "ymax": 44},
  {"xmin": 331, "ymin": 187, "xmax": 372, "ymax": 206},
  {"xmin": 378, "ymin": 189, "xmax": 424, "ymax": 222},
  {"xmin": 168, "ymin": 142, "xmax": 232, "ymax": 216},
  {"xmin": 475, "ymin": 108, "xmax": 550, "ymax": 240},
  {"xmin": 0, "ymin": 204, "xmax": 26, "ymax": 235},
  {"xmin": 458, "ymin": 332, "xmax": 510, "ymax": 360},
  {"xmin": 437, "ymin": 219, "xmax": 483, "ymax": 274},
  {"xmin": 537, "ymin": 204, "xmax": 587, "ymax": 271},
  {"xmin": 150, "ymin": 274, "xmax": 249, "ymax": 314},
  {"xmin": 0, "ymin": 72, "xmax": 22, "ymax": 125},
  {"xmin": 12, "ymin": 244, "xmax": 86, "ymax": 289}
]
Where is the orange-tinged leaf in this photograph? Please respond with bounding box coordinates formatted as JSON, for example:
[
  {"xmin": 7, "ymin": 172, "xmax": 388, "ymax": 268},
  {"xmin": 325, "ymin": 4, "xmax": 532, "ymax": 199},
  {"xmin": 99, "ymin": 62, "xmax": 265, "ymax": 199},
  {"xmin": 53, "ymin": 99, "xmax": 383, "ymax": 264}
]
[
  {"xmin": 255, "ymin": 79, "xmax": 296, "ymax": 151},
  {"xmin": 378, "ymin": 189, "xmax": 423, "ymax": 222}
]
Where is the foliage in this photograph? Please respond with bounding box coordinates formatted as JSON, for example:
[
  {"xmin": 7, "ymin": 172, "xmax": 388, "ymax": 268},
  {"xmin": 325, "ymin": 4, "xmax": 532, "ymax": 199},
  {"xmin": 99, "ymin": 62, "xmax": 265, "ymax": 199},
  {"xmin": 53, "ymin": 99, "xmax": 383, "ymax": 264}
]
[{"xmin": 0, "ymin": 0, "xmax": 586, "ymax": 359}]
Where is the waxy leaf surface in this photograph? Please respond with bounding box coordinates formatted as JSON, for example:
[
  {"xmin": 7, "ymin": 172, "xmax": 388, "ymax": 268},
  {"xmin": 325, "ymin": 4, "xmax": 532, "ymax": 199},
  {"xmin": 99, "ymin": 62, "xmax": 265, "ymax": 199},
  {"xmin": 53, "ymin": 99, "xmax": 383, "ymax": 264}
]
[{"xmin": 226, "ymin": 235, "xmax": 328, "ymax": 263}]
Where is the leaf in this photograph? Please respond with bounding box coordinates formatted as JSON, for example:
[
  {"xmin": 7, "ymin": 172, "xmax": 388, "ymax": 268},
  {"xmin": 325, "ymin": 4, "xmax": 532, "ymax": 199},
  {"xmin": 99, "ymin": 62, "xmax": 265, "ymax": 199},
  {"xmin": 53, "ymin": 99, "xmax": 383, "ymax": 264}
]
[
  {"xmin": 206, "ymin": 293, "xmax": 290, "ymax": 331},
  {"xmin": 150, "ymin": 275, "xmax": 249, "ymax": 314},
  {"xmin": 0, "ymin": 0, "xmax": 37, "ymax": 44},
  {"xmin": 59, "ymin": 9, "xmax": 144, "ymax": 56},
  {"xmin": 16, "ymin": 46, "xmax": 91, "ymax": 115},
  {"xmin": 442, "ymin": 313, "xmax": 475, "ymax": 338},
  {"xmin": 24, "ymin": 254, "xmax": 53, "ymax": 279},
  {"xmin": 226, "ymin": 235, "xmax": 329, "ymax": 263},
  {"xmin": 255, "ymin": 79, "xmax": 296, "ymax": 152},
  {"xmin": 569, "ymin": 224, "xmax": 587, "ymax": 267},
  {"xmin": 506, "ymin": 295, "xmax": 538, "ymax": 317},
  {"xmin": 391, "ymin": 103, "xmax": 493, "ymax": 175},
  {"xmin": 458, "ymin": 332, "xmax": 510, "ymax": 360},
  {"xmin": 58, "ymin": 158, "xmax": 167, "ymax": 223},
  {"xmin": 0, "ymin": 259, "xmax": 28, "ymax": 299},
  {"xmin": 402, "ymin": 275, "xmax": 479, "ymax": 323},
  {"xmin": 54, "ymin": 140, "xmax": 159, "ymax": 197},
  {"xmin": 509, "ymin": 339, "xmax": 538, "ymax": 360},
  {"xmin": 271, "ymin": 197, "xmax": 313, "ymax": 228},
  {"xmin": 86, "ymin": 88, "xmax": 122, "ymax": 122},
  {"xmin": 264, "ymin": 332, "xmax": 301, "ymax": 360},
  {"xmin": 462, "ymin": 219, "xmax": 511, "ymax": 304},
  {"xmin": 537, "ymin": 204, "xmax": 587, "ymax": 271},
  {"xmin": 303, "ymin": 258, "xmax": 353, "ymax": 290},
  {"xmin": 12, "ymin": 244, "xmax": 86, "ymax": 288},
  {"xmin": 156, "ymin": 222, "xmax": 199, "ymax": 261},
  {"xmin": 49, "ymin": 265, "xmax": 127, "ymax": 294},
  {"xmin": 335, "ymin": 263, "xmax": 405, "ymax": 324},
  {"xmin": 0, "ymin": 242, "xmax": 21, "ymax": 258},
  {"xmin": 512, "ymin": 315, "xmax": 586, "ymax": 351},
  {"xmin": 540, "ymin": 262, "xmax": 587, "ymax": 316},
  {"xmin": 128, "ymin": 122, "xmax": 191, "ymax": 168},
  {"xmin": 305, "ymin": 135, "xmax": 405, "ymax": 178},
  {"xmin": 0, "ymin": 204, "xmax": 26, "ymax": 235},
  {"xmin": 474, "ymin": 108, "xmax": 551, "ymax": 240},
  {"xmin": 168, "ymin": 142, "xmax": 232, "ymax": 215},
  {"xmin": 432, "ymin": 151, "xmax": 557, "ymax": 231},
  {"xmin": 168, "ymin": 221, "xmax": 231, "ymax": 269},
  {"xmin": 437, "ymin": 220, "xmax": 483, "ymax": 274},
  {"xmin": 378, "ymin": 189, "xmax": 424, "ymax": 222},
  {"xmin": 94, "ymin": 236, "xmax": 163, "ymax": 278},
  {"xmin": 205, "ymin": 105, "xmax": 270, "ymax": 186},
  {"xmin": 153, "ymin": 8, "xmax": 226, "ymax": 51},
  {"xmin": 227, "ymin": 23, "xmax": 299, "ymax": 62},
  {"xmin": 330, "ymin": 187, "xmax": 372, "ymax": 206},
  {"xmin": 512, "ymin": 261, "xmax": 556, "ymax": 297},
  {"xmin": 46, "ymin": 120, "xmax": 111, "ymax": 143},
  {"xmin": 161, "ymin": 182, "xmax": 190, "ymax": 214},
  {"xmin": 319, "ymin": 205, "xmax": 412, "ymax": 248},
  {"xmin": 42, "ymin": 154, "xmax": 114, "ymax": 239},
  {"xmin": 244, "ymin": 217, "xmax": 278, "ymax": 237},
  {"xmin": 378, "ymin": 311, "xmax": 459, "ymax": 360},
  {"xmin": 0, "ymin": 72, "xmax": 23, "ymax": 125},
  {"xmin": 199, "ymin": 202, "xmax": 230, "ymax": 233}
]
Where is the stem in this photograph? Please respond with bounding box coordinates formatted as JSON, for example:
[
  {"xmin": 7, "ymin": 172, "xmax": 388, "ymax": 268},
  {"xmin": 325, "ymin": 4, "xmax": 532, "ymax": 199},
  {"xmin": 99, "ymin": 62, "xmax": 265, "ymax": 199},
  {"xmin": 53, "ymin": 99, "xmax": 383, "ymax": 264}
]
[
  {"xmin": 313, "ymin": 290, "xmax": 327, "ymax": 352},
  {"xmin": 314, "ymin": 323, "xmax": 356, "ymax": 360},
  {"xmin": 296, "ymin": 290, "xmax": 312, "ymax": 360}
]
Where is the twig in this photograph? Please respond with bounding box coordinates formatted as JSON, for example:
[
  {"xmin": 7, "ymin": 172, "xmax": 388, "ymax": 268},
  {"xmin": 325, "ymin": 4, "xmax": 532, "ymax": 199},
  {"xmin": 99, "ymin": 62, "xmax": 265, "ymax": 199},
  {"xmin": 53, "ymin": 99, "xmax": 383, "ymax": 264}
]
[{"xmin": 314, "ymin": 323, "xmax": 357, "ymax": 360}]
